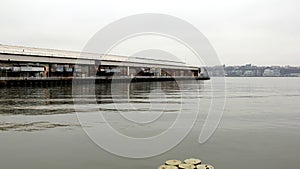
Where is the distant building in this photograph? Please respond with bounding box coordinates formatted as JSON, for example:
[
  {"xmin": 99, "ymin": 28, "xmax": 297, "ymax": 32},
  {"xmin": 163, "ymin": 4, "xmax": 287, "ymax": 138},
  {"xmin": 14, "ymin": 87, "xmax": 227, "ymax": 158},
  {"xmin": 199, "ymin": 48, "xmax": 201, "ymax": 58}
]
[
  {"xmin": 263, "ymin": 69, "xmax": 281, "ymax": 77},
  {"xmin": 244, "ymin": 70, "xmax": 255, "ymax": 77},
  {"xmin": 288, "ymin": 73, "xmax": 300, "ymax": 77},
  {"xmin": 255, "ymin": 69, "xmax": 263, "ymax": 76},
  {"xmin": 210, "ymin": 64, "xmax": 300, "ymax": 77},
  {"xmin": 245, "ymin": 64, "xmax": 252, "ymax": 69}
]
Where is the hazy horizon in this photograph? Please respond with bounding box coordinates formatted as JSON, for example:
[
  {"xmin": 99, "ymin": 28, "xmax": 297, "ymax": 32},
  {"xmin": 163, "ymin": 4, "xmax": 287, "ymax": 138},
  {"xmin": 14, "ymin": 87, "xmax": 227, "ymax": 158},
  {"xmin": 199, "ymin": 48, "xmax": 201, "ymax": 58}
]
[{"xmin": 1, "ymin": 0, "xmax": 299, "ymax": 66}]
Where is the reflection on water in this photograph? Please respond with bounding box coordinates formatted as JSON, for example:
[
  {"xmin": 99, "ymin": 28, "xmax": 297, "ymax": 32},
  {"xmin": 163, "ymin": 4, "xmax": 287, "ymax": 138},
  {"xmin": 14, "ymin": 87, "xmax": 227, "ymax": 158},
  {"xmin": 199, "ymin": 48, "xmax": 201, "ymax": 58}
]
[
  {"xmin": 0, "ymin": 86, "xmax": 74, "ymax": 115},
  {"xmin": 0, "ymin": 78, "xmax": 300, "ymax": 169},
  {"xmin": 73, "ymin": 81, "xmax": 204, "ymax": 138},
  {"xmin": 0, "ymin": 81, "xmax": 189, "ymax": 116},
  {"xmin": 0, "ymin": 81, "xmax": 204, "ymax": 131},
  {"xmin": 0, "ymin": 121, "xmax": 79, "ymax": 132}
]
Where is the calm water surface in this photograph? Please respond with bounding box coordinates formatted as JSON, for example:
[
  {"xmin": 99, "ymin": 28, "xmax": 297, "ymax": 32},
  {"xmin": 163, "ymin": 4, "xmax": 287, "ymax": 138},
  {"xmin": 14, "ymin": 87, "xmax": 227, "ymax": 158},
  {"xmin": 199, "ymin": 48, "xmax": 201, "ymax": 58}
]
[{"xmin": 0, "ymin": 77, "xmax": 299, "ymax": 169}]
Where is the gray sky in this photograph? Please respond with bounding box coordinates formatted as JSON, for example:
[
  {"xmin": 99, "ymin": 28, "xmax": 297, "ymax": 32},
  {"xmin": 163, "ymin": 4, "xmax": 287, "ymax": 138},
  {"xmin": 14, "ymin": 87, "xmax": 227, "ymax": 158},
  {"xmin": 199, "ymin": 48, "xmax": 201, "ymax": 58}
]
[{"xmin": 0, "ymin": 0, "xmax": 299, "ymax": 66}]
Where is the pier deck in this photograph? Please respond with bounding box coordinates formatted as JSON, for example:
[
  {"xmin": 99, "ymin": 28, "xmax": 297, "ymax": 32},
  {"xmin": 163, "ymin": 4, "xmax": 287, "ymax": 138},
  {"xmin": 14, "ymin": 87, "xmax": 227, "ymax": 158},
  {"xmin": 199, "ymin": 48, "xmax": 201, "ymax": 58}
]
[{"xmin": 0, "ymin": 76, "xmax": 209, "ymax": 87}]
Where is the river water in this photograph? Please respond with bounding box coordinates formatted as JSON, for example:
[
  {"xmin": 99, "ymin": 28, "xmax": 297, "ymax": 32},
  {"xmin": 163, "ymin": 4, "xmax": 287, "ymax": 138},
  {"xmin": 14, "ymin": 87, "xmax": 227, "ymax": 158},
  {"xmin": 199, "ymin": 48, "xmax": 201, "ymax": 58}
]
[{"xmin": 0, "ymin": 77, "xmax": 299, "ymax": 169}]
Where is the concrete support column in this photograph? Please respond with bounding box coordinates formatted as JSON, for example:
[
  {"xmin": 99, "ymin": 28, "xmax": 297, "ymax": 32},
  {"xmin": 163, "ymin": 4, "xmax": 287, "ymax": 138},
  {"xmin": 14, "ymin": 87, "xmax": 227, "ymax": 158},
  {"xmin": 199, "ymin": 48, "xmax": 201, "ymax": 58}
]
[
  {"xmin": 157, "ymin": 68, "xmax": 161, "ymax": 76},
  {"xmin": 127, "ymin": 66, "xmax": 130, "ymax": 76}
]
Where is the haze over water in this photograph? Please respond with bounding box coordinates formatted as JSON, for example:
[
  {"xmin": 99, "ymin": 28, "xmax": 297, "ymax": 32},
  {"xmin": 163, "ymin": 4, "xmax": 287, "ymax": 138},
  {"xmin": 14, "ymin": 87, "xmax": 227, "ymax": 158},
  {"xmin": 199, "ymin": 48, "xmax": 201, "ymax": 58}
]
[{"xmin": 0, "ymin": 77, "xmax": 300, "ymax": 169}]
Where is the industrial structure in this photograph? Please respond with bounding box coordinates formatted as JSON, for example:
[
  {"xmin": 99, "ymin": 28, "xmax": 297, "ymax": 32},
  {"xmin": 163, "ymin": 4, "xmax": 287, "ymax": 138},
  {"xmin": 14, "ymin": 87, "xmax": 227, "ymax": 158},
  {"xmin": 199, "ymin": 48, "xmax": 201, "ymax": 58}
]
[{"xmin": 0, "ymin": 44, "xmax": 209, "ymax": 86}]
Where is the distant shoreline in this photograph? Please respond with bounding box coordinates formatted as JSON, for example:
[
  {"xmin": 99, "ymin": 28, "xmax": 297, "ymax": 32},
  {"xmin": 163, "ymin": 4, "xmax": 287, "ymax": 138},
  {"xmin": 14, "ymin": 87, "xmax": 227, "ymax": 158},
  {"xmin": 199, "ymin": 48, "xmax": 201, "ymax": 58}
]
[
  {"xmin": 210, "ymin": 76, "xmax": 300, "ymax": 78},
  {"xmin": 207, "ymin": 64, "xmax": 300, "ymax": 77}
]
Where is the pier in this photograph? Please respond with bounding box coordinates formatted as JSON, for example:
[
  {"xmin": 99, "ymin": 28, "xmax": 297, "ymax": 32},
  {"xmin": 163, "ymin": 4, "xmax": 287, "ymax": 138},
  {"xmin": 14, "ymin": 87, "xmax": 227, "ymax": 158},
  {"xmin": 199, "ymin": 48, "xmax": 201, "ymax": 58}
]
[{"xmin": 0, "ymin": 44, "xmax": 209, "ymax": 87}]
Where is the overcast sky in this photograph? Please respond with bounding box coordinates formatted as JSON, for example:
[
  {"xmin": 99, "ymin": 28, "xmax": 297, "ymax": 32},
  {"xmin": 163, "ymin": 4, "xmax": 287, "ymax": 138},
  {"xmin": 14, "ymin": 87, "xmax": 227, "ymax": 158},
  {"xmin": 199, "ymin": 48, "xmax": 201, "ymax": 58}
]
[{"xmin": 0, "ymin": 0, "xmax": 299, "ymax": 66}]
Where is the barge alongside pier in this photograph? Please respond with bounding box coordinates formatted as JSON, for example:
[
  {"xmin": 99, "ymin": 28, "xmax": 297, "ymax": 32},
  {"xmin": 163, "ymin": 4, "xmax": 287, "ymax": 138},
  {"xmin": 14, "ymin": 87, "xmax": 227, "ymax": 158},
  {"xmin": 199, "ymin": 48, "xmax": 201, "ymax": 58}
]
[{"xmin": 0, "ymin": 44, "xmax": 209, "ymax": 87}]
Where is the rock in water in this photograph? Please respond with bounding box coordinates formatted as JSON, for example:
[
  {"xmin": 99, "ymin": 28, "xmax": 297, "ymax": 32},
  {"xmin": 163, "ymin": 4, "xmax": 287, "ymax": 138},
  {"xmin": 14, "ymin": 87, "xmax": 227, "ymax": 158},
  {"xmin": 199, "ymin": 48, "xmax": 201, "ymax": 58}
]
[
  {"xmin": 178, "ymin": 163, "xmax": 196, "ymax": 169},
  {"xmin": 196, "ymin": 164, "xmax": 214, "ymax": 169},
  {"xmin": 184, "ymin": 158, "xmax": 202, "ymax": 165},
  {"xmin": 165, "ymin": 160, "xmax": 182, "ymax": 166},
  {"xmin": 158, "ymin": 165, "xmax": 179, "ymax": 169}
]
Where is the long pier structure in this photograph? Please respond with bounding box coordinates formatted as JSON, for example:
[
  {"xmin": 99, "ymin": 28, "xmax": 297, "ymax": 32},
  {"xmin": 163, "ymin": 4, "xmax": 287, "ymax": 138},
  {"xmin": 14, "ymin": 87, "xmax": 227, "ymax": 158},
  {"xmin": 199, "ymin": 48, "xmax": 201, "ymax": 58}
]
[{"xmin": 0, "ymin": 44, "xmax": 209, "ymax": 87}]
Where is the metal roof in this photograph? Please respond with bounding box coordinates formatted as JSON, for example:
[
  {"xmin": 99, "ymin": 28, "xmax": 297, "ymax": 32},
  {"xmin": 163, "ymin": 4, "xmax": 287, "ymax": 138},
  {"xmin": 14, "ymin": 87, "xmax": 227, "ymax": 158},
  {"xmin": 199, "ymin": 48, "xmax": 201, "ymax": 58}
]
[{"xmin": 0, "ymin": 44, "xmax": 199, "ymax": 70}]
